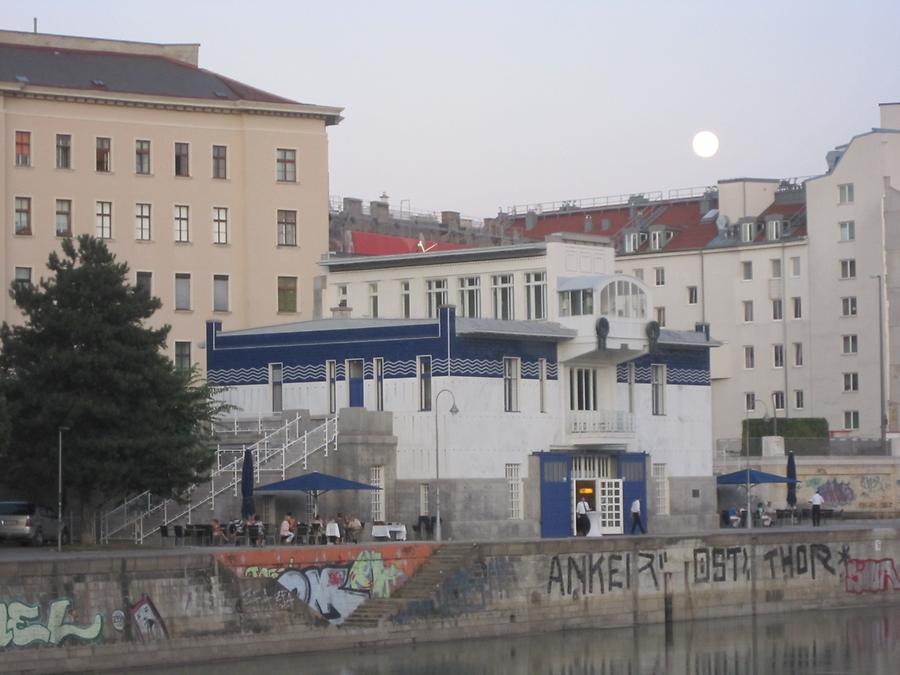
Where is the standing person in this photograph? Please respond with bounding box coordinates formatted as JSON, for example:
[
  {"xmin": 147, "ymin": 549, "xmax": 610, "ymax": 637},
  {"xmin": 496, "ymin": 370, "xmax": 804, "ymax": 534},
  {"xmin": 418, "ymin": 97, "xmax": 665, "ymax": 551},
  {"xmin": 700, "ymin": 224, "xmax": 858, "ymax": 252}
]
[
  {"xmin": 576, "ymin": 496, "xmax": 590, "ymax": 536},
  {"xmin": 809, "ymin": 489, "xmax": 825, "ymax": 527},
  {"xmin": 630, "ymin": 497, "xmax": 646, "ymax": 534}
]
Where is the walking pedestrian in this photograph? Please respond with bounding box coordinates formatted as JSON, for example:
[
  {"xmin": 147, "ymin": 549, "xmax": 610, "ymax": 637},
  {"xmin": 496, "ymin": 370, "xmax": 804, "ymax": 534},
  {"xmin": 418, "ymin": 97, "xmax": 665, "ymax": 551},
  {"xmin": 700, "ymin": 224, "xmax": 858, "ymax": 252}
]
[
  {"xmin": 809, "ymin": 489, "xmax": 825, "ymax": 527},
  {"xmin": 630, "ymin": 497, "xmax": 646, "ymax": 534}
]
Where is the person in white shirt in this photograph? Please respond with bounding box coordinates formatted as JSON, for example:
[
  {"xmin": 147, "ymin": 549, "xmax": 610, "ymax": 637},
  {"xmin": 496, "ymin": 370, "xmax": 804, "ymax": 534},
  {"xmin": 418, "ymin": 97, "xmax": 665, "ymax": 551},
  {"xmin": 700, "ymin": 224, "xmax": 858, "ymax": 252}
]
[
  {"xmin": 809, "ymin": 490, "xmax": 825, "ymax": 527},
  {"xmin": 576, "ymin": 497, "xmax": 590, "ymax": 536},
  {"xmin": 630, "ymin": 497, "xmax": 645, "ymax": 534}
]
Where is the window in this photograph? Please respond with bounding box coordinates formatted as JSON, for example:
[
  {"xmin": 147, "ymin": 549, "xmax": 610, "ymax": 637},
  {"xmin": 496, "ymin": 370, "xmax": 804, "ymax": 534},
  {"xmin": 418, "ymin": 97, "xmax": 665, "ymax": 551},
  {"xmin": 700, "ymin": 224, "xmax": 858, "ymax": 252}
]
[
  {"xmin": 503, "ymin": 357, "xmax": 520, "ymax": 412},
  {"xmin": 335, "ymin": 284, "xmax": 348, "ymax": 308},
  {"xmin": 651, "ymin": 364, "xmax": 666, "ymax": 415},
  {"xmin": 426, "ymin": 279, "xmax": 448, "ymax": 318},
  {"xmin": 174, "ymin": 142, "xmax": 190, "ymax": 177},
  {"xmin": 844, "ymin": 410, "xmax": 860, "ymax": 430},
  {"xmin": 55, "ymin": 199, "xmax": 72, "ymax": 237},
  {"xmin": 842, "ymin": 334, "xmax": 858, "ymax": 354},
  {"xmin": 368, "ymin": 282, "xmax": 379, "ymax": 318},
  {"xmin": 135, "ymin": 140, "xmax": 151, "ymax": 174},
  {"xmin": 213, "ymin": 274, "xmax": 229, "ymax": 312},
  {"xmin": 326, "ymin": 360, "xmax": 336, "ymax": 414},
  {"xmin": 795, "ymin": 390, "xmax": 805, "ymax": 410},
  {"xmin": 14, "ymin": 197, "xmax": 32, "ymax": 235},
  {"xmin": 374, "ymin": 357, "xmax": 384, "ymax": 411},
  {"xmin": 791, "ymin": 257, "xmax": 801, "ymax": 277},
  {"xmin": 277, "ymin": 209, "xmax": 297, "ymax": 246},
  {"xmin": 687, "ymin": 286, "xmax": 698, "ymax": 305},
  {"xmin": 56, "ymin": 134, "xmax": 71, "ymax": 169},
  {"xmin": 175, "ymin": 273, "xmax": 191, "ymax": 310},
  {"xmin": 655, "ymin": 306, "xmax": 666, "ymax": 326},
  {"xmin": 741, "ymin": 261, "xmax": 753, "ymax": 280},
  {"xmin": 794, "ymin": 342, "xmax": 803, "ymax": 367},
  {"xmin": 839, "ymin": 221, "xmax": 855, "ymax": 241},
  {"xmin": 15, "ymin": 131, "xmax": 31, "ymax": 167},
  {"xmin": 96, "ymin": 137, "xmax": 111, "ymax": 172},
  {"xmin": 277, "ymin": 276, "xmax": 298, "ymax": 313},
  {"xmin": 174, "ymin": 342, "xmax": 191, "ymax": 371},
  {"xmin": 458, "ymin": 276, "xmax": 481, "ymax": 318},
  {"xmin": 136, "ymin": 271, "xmax": 152, "ymax": 295},
  {"xmin": 792, "ymin": 297, "xmax": 802, "ymax": 319},
  {"xmin": 744, "ymin": 345, "xmax": 755, "ymax": 369},
  {"xmin": 745, "ymin": 393, "xmax": 756, "ymax": 411},
  {"xmin": 743, "ymin": 300, "xmax": 754, "ymax": 323},
  {"xmin": 132, "ymin": 203, "xmax": 152, "ymax": 241},
  {"xmin": 418, "ymin": 356, "xmax": 432, "ymax": 411},
  {"xmin": 654, "ymin": 267, "xmax": 665, "ymax": 286},
  {"xmin": 650, "ymin": 230, "xmax": 663, "ymax": 250},
  {"xmin": 773, "ymin": 344, "xmax": 784, "ymax": 368},
  {"xmin": 741, "ymin": 221, "xmax": 754, "ymax": 243},
  {"xmin": 370, "ymin": 466, "xmax": 385, "ymax": 522},
  {"xmin": 400, "ymin": 280, "xmax": 411, "ymax": 318},
  {"xmin": 772, "ymin": 391, "xmax": 785, "ymax": 411},
  {"xmin": 771, "ymin": 258, "xmax": 782, "ymax": 278},
  {"xmin": 569, "ymin": 368, "xmax": 597, "ymax": 411},
  {"xmin": 652, "ymin": 464, "xmax": 670, "ymax": 516},
  {"xmin": 212, "ymin": 145, "xmax": 227, "ymax": 179},
  {"xmin": 14, "ymin": 267, "xmax": 31, "ymax": 286},
  {"xmin": 768, "ymin": 220, "xmax": 783, "ymax": 241},
  {"xmin": 838, "ymin": 183, "xmax": 854, "ymax": 204},
  {"xmin": 559, "ymin": 289, "xmax": 593, "ymax": 316},
  {"xmin": 525, "ymin": 272, "xmax": 547, "ymax": 319},
  {"xmin": 843, "ymin": 372, "xmax": 859, "ymax": 392},
  {"xmin": 841, "ymin": 296, "xmax": 857, "ymax": 317},
  {"xmin": 276, "ymin": 148, "xmax": 296, "ymax": 182},
  {"xmin": 840, "ymin": 259, "xmax": 856, "ymax": 279},
  {"xmin": 174, "ymin": 205, "xmax": 190, "ymax": 242},
  {"xmin": 505, "ymin": 464, "xmax": 522, "ymax": 520},
  {"xmin": 492, "ymin": 273, "xmax": 515, "ymax": 320},
  {"xmin": 539, "ymin": 358, "xmax": 547, "ymax": 413},
  {"xmin": 95, "ymin": 201, "xmax": 112, "ymax": 239},
  {"xmin": 772, "ymin": 299, "xmax": 783, "ymax": 321},
  {"xmin": 213, "ymin": 207, "xmax": 228, "ymax": 244}
]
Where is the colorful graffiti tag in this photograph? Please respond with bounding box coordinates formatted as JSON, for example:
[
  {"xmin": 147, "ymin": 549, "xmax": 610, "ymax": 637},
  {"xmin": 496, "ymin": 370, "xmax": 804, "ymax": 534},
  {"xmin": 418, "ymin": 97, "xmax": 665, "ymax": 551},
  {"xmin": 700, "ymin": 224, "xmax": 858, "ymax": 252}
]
[
  {"xmin": 129, "ymin": 595, "xmax": 168, "ymax": 642},
  {"xmin": 0, "ymin": 599, "xmax": 102, "ymax": 648},
  {"xmin": 216, "ymin": 543, "xmax": 435, "ymax": 624}
]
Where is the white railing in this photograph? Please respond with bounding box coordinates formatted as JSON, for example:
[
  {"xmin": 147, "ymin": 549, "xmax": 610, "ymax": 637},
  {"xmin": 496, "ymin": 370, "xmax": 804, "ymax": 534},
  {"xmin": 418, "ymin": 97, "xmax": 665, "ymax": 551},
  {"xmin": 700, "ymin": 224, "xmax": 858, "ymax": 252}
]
[
  {"xmin": 504, "ymin": 185, "xmax": 718, "ymax": 217},
  {"xmin": 100, "ymin": 414, "xmax": 338, "ymax": 544},
  {"xmin": 566, "ymin": 409, "xmax": 635, "ymax": 435}
]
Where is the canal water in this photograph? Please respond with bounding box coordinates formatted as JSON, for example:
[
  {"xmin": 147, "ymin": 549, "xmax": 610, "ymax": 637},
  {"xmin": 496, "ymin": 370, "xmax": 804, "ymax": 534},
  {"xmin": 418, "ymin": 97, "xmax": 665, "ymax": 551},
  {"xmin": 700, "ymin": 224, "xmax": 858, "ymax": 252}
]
[{"xmin": 136, "ymin": 603, "xmax": 900, "ymax": 674}]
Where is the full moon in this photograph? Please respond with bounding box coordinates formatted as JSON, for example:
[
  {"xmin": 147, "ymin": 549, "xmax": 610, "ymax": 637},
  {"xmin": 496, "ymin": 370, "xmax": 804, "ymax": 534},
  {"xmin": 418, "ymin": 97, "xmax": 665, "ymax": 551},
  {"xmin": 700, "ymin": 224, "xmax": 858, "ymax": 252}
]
[{"xmin": 692, "ymin": 130, "xmax": 719, "ymax": 158}]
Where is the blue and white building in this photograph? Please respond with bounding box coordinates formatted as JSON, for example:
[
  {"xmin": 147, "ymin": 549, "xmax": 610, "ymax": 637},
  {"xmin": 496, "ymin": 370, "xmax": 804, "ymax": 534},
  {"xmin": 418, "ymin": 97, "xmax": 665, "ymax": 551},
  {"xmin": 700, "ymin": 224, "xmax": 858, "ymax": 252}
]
[{"xmin": 207, "ymin": 235, "xmax": 717, "ymax": 538}]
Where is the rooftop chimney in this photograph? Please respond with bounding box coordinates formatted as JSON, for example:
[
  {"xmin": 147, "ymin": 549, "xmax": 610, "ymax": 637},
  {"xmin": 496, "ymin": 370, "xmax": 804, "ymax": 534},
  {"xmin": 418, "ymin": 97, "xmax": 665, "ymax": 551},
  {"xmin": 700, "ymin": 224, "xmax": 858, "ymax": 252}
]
[
  {"xmin": 369, "ymin": 200, "xmax": 390, "ymax": 226},
  {"xmin": 441, "ymin": 211, "xmax": 461, "ymax": 231}
]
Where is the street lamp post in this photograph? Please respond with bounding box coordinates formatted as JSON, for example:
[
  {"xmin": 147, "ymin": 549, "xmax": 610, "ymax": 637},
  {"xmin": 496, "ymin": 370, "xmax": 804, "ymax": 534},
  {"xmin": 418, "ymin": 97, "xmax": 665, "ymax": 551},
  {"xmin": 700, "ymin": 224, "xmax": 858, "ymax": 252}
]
[
  {"xmin": 58, "ymin": 427, "xmax": 69, "ymax": 553},
  {"xmin": 744, "ymin": 398, "xmax": 769, "ymax": 530},
  {"xmin": 433, "ymin": 389, "xmax": 459, "ymax": 542}
]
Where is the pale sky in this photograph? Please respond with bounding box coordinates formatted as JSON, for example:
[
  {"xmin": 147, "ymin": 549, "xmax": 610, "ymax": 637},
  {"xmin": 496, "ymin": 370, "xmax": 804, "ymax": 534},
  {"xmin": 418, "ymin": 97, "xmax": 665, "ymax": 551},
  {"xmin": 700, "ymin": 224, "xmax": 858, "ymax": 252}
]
[{"xmin": 6, "ymin": 1, "xmax": 900, "ymax": 218}]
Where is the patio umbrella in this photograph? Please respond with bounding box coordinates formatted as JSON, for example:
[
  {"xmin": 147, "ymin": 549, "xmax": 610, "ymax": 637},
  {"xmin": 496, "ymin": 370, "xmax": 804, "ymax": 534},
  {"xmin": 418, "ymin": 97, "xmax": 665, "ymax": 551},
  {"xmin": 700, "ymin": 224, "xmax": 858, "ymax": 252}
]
[
  {"xmin": 240, "ymin": 449, "xmax": 255, "ymax": 519},
  {"xmin": 256, "ymin": 471, "xmax": 380, "ymax": 517},
  {"xmin": 786, "ymin": 451, "xmax": 798, "ymax": 507}
]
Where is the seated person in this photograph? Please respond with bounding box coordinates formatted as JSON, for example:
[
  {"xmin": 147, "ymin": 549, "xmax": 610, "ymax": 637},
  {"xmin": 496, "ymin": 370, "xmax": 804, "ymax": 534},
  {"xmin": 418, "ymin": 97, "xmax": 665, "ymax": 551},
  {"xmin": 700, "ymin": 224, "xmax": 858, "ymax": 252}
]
[
  {"xmin": 728, "ymin": 506, "xmax": 740, "ymax": 528},
  {"xmin": 310, "ymin": 514, "xmax": 324, "ymax": 544},
  {"xmin": 345, "ymin": 514, "xmax": 362, "ymax": 543},
  {"xmin": 761, "ymin": 501, "xmax": 776, "ymax": 527},
  {"xmin": 279, "ymin": 514, "xmax": 294, "ymax": 544},
  {"xmin": 211, "ymin": 518, "xmax": 227, "ymax": 545}
]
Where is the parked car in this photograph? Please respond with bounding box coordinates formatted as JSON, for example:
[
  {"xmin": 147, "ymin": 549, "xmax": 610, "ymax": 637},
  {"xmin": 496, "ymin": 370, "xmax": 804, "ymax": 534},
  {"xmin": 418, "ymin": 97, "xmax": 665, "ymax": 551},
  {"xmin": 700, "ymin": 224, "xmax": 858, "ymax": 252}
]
[{"xmin": 0, "ymin": 501, "xmax": 68, "ymax": 546}]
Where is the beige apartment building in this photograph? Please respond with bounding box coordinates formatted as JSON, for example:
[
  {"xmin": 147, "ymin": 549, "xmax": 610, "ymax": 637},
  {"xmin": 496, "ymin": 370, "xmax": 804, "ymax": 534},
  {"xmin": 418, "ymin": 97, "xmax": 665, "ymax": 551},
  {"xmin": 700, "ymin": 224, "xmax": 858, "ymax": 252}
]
[{"xmin": 1, "ymin": 30, "xmax": 342, "ymax": 369}]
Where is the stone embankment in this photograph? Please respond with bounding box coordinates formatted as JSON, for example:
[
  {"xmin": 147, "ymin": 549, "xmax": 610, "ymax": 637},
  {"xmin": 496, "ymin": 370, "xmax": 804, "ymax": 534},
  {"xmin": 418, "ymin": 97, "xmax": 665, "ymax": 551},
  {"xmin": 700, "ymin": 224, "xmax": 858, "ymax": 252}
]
[{"xmin": 1, "ymin": 526, "xmax": 898, "ymax": 673}]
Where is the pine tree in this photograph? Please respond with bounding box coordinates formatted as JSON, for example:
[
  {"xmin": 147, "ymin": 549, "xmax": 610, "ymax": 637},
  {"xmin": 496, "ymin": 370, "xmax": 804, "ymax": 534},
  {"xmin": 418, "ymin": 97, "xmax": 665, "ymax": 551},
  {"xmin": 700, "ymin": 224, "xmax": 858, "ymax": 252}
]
[{"xmin": 0, "ymin": 236, "xmax": 223, "ymax": 543}]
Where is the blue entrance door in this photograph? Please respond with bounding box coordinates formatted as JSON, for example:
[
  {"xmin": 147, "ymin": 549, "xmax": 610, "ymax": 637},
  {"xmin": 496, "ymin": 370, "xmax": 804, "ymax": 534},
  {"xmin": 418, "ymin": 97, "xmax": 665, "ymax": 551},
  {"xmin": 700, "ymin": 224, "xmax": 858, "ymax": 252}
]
[
  {"xmin": 618, "ymin": 452, "xmax": 649, "ymax": 532},
  {"xmin": 539, "ymin": 453, "xmax": 572, "ymax": 538},
  {"xmin": 348, "ymin": 360, "xmax": 364, "ymax": 408}
]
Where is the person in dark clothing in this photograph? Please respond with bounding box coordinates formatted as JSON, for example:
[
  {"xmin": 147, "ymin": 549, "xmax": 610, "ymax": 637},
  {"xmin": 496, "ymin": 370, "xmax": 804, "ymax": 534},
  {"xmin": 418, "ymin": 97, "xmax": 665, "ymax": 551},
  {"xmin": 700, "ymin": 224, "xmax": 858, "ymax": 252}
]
[{"xmin": 630, "ymin": 498, "xmax": 646, "ymax": 534}]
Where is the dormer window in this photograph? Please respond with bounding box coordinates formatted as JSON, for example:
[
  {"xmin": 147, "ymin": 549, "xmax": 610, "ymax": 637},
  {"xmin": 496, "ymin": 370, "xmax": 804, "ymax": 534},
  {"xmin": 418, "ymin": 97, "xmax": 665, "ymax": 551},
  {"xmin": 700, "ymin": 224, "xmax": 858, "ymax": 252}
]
[
  {"xmin": 625, "ymin": 232, "xmax": 639, "ymax": 253},
  {"xmin": 741, "ymin": 221, "xmax": 755, "ymax": 243},
  {"xmin": 650, "ymin": 231, "xmax": 662, "ymax": 251},
  {"xmin": 767, "ymin": 220, "xmax": 783, "ymax": 241}
]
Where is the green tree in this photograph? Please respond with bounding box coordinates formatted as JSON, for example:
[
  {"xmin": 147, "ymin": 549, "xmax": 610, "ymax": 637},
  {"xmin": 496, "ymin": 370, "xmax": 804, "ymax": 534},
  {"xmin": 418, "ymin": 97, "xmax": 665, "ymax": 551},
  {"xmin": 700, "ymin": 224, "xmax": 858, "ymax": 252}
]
[{"xmin": 0, "ymin": 236, "xmax": 223, "ymax": 543}]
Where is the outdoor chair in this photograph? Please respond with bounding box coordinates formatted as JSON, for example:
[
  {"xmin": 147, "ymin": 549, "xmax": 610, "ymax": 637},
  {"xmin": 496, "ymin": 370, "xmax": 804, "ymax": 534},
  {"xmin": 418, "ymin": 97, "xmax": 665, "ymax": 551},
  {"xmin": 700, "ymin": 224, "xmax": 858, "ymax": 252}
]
[
  {"xmin": 160, "ymin": 525, "xmax": 172, "ymax": 547},
  {"xmin": 173, "ymin": 524, "xmax": 185, "ymax": 546},
  {"xmin": 296, "ymin": 523, "xmax": 309, "ymax": 544}
]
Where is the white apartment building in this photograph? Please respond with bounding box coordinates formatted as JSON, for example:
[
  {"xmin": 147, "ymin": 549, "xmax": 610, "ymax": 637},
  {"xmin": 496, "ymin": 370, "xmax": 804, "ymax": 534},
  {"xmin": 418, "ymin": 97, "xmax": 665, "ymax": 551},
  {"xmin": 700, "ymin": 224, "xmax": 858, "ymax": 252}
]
[{"xmin": 1, "ymin": 30, "xmax": 342, "ymax": 369}]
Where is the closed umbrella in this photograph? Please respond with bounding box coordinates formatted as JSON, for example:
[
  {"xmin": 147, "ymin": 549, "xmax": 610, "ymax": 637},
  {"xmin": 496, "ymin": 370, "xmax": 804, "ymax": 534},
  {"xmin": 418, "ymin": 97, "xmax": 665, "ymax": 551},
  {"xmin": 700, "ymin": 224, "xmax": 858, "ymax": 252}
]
[
  {"xmin": 240, "ymin": 449, "xmax": 255, "ymax": 519},
  {"xmin": 786, "ymin": 451, "xmax": 797, "ymax": 508}
]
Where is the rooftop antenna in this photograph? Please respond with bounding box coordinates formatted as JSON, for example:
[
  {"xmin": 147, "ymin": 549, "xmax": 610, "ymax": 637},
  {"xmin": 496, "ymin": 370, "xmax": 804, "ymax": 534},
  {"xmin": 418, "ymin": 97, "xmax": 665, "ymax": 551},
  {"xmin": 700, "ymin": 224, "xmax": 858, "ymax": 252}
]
[
  {"xmin": 33, "ymin": 17, "xmax": 38, "ymax": 33},
  {"xmin": 379, "ymin": 192, "xmax": 389, "ymax": 201}
]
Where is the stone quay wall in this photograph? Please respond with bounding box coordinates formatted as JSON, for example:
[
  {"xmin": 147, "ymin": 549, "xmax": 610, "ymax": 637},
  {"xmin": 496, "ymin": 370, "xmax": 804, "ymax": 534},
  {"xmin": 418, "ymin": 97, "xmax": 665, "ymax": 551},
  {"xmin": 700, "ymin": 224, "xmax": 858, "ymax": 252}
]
[{"xmin": 1, "ymin": 528, "xmax": 899, "ymax": 673}]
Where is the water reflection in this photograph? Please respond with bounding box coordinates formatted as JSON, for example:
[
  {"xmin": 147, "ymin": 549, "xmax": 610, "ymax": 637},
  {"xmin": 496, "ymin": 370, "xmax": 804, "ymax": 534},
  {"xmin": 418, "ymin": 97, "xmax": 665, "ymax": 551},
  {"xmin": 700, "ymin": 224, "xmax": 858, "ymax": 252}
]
[{"xmin": 135, "ymin": 604, "xmax": 900, "ymax": 675}]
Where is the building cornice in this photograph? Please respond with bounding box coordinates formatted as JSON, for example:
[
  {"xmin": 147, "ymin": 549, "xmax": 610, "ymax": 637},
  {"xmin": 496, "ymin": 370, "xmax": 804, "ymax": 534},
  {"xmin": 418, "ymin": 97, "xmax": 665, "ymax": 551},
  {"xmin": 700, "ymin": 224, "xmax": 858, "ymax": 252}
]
[{"xmin": 0, "ymin": 83, "xmax": 344, "ymax": 124}]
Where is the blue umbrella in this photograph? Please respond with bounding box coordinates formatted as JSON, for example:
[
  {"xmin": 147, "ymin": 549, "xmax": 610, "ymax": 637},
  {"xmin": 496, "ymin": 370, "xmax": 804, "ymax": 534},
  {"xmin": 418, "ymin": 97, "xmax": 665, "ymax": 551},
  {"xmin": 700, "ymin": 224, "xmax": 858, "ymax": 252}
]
[
  {"xmin": 240, "ymin": 449, "xmax": 255, "ymax": 519},
  {"xmin": 786, "ymin": 451, "xmax": 798, "ymax": 507}
]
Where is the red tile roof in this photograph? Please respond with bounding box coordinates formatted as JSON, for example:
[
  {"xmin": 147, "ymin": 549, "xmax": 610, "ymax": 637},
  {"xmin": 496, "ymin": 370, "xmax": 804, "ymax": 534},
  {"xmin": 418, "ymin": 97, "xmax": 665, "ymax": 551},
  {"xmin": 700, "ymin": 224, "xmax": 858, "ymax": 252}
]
[{"xmin": 664, "ymin": 222, "xmax": 720, "ymax": 251}]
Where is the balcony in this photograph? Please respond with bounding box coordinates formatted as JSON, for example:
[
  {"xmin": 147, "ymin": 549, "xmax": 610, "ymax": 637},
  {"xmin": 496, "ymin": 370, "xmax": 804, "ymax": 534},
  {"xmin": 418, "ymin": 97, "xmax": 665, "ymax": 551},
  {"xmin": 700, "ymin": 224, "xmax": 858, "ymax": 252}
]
[{"xmin": 566, "ymin": 409, "xmax": 635, "ymax": 444}]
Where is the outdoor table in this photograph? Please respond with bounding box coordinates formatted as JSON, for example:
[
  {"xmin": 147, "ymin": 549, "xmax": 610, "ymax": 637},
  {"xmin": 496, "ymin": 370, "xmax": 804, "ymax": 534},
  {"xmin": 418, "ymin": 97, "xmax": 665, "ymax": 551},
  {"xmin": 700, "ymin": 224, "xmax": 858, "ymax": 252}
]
[
  {"xmin": 372, "ymin": 522, "xmax": 407, "ymax": 541},
  {"xmin": 586, "ymin": 512, "xmax": 603, "ymax": 537},
  {"xmin": 325, "ymin": 521, "xmax": 341, "ymax": 541}
]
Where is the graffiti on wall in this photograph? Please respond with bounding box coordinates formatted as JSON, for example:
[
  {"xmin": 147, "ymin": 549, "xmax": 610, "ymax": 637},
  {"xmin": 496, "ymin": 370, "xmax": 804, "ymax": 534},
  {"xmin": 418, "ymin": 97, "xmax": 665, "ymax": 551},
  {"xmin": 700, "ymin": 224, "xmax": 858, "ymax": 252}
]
[
  {"xmin": 547, "ymin": 551, "xmax": 669, "ymax": 597},
  {"xmin": 129, "ymin": 594, "xmax": 168, "ymax": 642},
  {"xmin": 0, "ymin": 599, "xmax": 103, "ymax": 648},
  {"xmin": 217, "ymin": 543, "xmax": 435, "ymax": 624},
  {"xmin": 802, "ymin": 474, "xmax": 898, "ymax": 510}
]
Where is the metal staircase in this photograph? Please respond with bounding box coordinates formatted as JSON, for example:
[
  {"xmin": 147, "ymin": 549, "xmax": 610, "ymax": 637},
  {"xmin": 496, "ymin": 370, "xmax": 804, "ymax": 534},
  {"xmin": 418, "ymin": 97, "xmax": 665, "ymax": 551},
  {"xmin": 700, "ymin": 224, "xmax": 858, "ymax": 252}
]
[{"xmin": 100, "ymin": 412, "xmax": 338, "ymax": 544}]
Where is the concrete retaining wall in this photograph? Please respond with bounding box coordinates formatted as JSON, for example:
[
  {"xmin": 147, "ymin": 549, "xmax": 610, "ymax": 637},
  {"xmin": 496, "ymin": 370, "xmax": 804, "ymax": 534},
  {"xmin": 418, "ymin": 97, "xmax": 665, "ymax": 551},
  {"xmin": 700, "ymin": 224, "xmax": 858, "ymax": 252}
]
[{"xmin": 1, "ymin": 527, "xmax": 898, "ymax": 673}]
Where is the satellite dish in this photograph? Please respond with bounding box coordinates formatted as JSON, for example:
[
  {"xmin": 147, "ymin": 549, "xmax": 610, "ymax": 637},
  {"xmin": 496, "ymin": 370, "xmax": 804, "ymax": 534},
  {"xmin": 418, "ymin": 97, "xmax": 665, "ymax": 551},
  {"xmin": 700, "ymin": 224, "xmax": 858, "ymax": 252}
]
[{"xmin": 715, "ymin": 213, "xmax": 730, "ymax": 229}]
